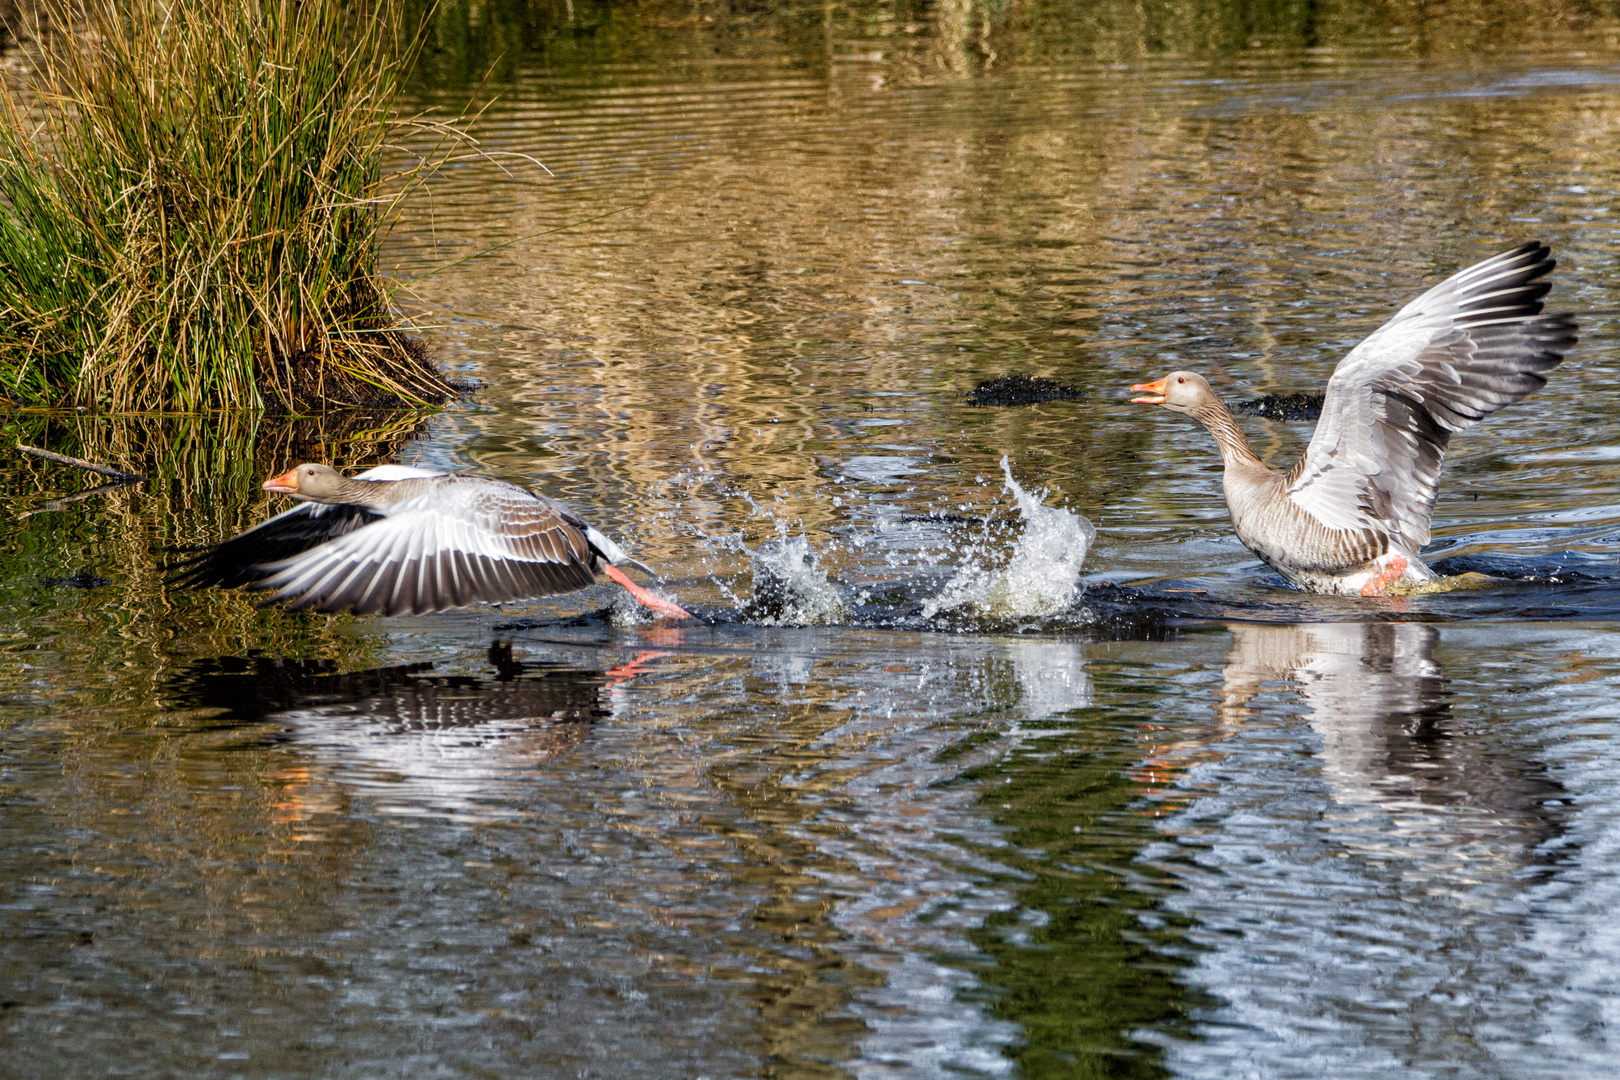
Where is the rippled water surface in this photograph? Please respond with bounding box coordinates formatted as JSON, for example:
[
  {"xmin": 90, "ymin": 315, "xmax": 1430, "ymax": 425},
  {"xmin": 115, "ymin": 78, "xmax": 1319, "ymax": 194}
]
[{"xmin": 5, "ymin": 3, "xmax": 1620, "ymax": 1076}]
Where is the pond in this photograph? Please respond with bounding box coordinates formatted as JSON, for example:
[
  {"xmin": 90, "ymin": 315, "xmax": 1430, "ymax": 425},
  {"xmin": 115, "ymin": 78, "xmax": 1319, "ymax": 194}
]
[{"xmin": 4, "ymin": 2, "xmax": 1620, "ymax": 1076}]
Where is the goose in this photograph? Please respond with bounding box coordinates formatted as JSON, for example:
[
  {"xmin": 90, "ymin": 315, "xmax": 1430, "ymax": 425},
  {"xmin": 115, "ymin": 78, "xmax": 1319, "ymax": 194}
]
[
  {"xmin": 1130, "ymin": 242, "xmax": 1577, "ymax": 596},
  {"xmin": 170, "ymin": 463, "xmax": 692, "ymax": 619}
]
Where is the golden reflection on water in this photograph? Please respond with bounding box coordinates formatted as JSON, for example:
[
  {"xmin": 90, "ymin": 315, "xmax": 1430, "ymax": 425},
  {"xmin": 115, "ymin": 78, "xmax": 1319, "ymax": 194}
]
[{"xmin": 389, "ymin": 21, "xmax": 1620, "ymax": 591}]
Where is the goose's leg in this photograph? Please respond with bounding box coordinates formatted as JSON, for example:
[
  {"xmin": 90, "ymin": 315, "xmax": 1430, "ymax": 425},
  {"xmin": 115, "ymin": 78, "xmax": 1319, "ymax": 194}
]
[
  {"xmin": 602, "ymin": 564, "xmax": 693, "ymax": 619},
  {"xmin": 1360, "ymin": 555, "xmax": 1408, "ymax": 597}
]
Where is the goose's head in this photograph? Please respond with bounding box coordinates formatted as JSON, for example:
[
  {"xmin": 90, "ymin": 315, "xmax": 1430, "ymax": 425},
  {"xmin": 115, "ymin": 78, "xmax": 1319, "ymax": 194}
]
[
  {"xmin": 1131, "ymin": 371, "xmax": 1213, "ymax": 415},
  {"xmin": 263, "ymin": 462, "xmax": 345, "ymax": 501}
]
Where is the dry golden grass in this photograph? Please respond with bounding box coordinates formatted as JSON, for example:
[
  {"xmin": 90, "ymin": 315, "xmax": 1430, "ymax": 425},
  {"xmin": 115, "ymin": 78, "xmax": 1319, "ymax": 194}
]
[{"xmin": 0, "ymin": 0, "xmax": 459, "ymax": 411}]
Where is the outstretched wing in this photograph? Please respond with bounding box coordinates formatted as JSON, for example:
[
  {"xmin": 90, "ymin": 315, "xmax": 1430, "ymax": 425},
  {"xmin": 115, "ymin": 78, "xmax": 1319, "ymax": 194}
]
[
  {"xmin": 246, "ymin": 481, "xmax": 599, "ymax": 616},
  {"xmin": 166, "ymin": 464, "xmax": 447, "ymax": 590},
  {"xmin": 166, "ymin": 502, "xmax": 385, "ymax": 589},
  {"xmin": 1285, "ymin": 242, "xmax": 1576, "ymax": 550}
]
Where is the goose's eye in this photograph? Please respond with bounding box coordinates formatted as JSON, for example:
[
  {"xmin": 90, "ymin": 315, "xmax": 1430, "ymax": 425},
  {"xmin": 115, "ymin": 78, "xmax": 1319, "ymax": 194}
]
[{"xmin": 1176, "ymin": 376, "xmax": 1185, "ymax": 384}]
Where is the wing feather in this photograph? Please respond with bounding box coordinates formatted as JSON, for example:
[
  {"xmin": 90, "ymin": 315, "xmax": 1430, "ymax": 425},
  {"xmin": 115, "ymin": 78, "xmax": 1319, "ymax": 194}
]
[{"xmin": 445, "ymin": 547, "xmax": 468, "ymax": 609}]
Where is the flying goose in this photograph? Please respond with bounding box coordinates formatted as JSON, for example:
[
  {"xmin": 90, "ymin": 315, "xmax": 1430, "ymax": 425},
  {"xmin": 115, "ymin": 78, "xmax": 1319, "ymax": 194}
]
[
  {"xmin": 170, "ymin": 463, "xmax": 692, "ymax": 618},
  {"xmin": 1130, "ymin": 242, "xmax": 1577, "ymax": 596}
]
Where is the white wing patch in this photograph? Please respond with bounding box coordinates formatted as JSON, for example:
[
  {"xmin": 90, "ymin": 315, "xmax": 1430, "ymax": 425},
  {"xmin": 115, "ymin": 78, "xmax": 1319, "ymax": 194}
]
[{"xmin": 352, "ymin": 464, "xmax": 445, "ymax": 481}]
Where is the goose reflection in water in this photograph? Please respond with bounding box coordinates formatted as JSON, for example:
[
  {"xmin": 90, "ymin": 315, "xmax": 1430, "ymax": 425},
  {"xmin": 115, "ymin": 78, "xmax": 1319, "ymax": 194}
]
[
  {"xmin": 1220, "ymin": 621, "xmax": 1570, "ymax": 876},
  {"xmin": 169, "ymin": 643, "xmax": 668, "ymax": 822}
]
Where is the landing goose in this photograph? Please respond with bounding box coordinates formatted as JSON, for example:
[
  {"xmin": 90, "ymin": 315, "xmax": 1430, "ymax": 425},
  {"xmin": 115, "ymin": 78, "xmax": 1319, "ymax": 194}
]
[
  {"xmin": 1130, "ymin": 242, "xmax": 1577, "ymax": 596},
  {"xmin": 170, "ymin": 463, "xmax": 692, "ymax": 618}
]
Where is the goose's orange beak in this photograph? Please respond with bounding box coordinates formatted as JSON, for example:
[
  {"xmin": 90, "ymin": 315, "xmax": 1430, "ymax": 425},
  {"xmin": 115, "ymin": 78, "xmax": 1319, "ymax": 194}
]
[
  {"xmin": 1131, "ymin": 377, "xmax": 1167, "ymax": 405},
  {"xmin": 263, "ymin": 467, "xmax": 300, "ymax": 494}
]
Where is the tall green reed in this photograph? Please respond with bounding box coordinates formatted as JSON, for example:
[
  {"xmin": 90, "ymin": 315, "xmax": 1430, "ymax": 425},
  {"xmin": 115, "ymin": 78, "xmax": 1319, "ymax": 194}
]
[{"xmin": 0, "ymin": 0, "xmax": 457, "ymax": 411}]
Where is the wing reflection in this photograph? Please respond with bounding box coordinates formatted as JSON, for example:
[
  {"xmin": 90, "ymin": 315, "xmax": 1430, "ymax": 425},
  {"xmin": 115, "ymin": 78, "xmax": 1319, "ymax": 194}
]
[
  {"xmin": 174, "ymin": 644, "xmax": 620, "ymax": 729},
  {"xmin": 1221, "ymin": 622, "xmax": 1568, "ymax": 871},
  {"xmin": 169, "ymin": 644, "xmax": 666, "ymax": 821}
]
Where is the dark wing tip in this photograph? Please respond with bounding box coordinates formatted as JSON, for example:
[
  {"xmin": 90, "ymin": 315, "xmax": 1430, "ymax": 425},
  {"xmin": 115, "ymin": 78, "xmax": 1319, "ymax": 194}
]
[{"xmin": 1502, "ymin": 239, "xmax": 1550, "ymax": 263}]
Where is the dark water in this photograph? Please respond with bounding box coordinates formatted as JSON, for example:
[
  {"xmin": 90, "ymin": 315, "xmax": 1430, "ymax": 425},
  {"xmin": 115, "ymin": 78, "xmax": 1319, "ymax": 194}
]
[{"xmin": 4, "ymin": 2, "xmax": 1620, "ymax": 1076}]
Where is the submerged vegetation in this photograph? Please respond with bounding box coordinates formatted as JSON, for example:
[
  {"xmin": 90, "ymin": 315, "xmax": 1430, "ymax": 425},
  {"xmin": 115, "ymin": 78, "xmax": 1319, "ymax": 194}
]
[{"xmin": 0, "ymin": 0, "xmax": 457, "ymax": 411}]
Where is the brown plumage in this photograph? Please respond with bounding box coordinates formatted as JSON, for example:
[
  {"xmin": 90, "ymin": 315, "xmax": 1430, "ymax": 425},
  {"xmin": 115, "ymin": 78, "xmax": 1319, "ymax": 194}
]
[
  {"xmin": 170, "ymin": 463, "xmax": 691, "ymax": 618},
  {"xmin": 1130, "ymin": 242, "xmax": 1577, "ymax": 596}
]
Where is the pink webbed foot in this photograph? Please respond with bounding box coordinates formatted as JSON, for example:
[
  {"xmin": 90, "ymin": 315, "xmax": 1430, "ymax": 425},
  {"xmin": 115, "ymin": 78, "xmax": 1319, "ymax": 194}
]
[
  {"xmin": 1360, "ymin": 555, "xmax": 1408, "ymax": 597},
  {"xmin": 602, "ymin": 564, "xmax": 693, "ymax": 620}
]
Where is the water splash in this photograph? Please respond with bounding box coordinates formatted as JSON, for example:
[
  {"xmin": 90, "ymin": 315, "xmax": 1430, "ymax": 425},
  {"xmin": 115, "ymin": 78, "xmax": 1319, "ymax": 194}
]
[
  {"xmin": 664, "ymin": 459, "xmax": 1092, "ymax": 628},
  {"xmin": 741, "ymin": 533, "xmax": 850, "ymax": 625},
  {"xmin": 671, "ymin": 481, "xmax": 850, "ymax": 626},
  {"xmin": 921, "ymin": 457, "xmax": 1095, "ymax": 621}
]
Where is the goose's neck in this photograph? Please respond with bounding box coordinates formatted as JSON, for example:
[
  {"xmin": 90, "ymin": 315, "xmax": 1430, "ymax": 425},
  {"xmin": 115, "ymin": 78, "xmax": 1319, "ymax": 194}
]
[
  {"xmin": 337, "ymin": 479, "xmax": 392, "ymax": 506},
  {"xmin": 1190, "ymin": 396, "xmax": 1265, "ymax": 471},
  {"xmin": 304, "ymin": 476, "xmax": 415, "ymax": 508}
]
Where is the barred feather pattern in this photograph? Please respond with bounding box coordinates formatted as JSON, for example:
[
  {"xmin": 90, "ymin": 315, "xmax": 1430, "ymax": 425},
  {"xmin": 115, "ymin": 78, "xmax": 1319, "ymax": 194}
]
[{"xmin": 171, "ymin": 471, "xmax": 608, "ymax": 616}]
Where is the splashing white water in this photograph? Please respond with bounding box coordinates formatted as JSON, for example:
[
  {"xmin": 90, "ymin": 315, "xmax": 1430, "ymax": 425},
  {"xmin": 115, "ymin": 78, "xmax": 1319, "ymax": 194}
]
[
  {"xmin": 744, "ymin": 531, "xmax": 850, "ymax": 626},
  {"xmin": 663, "ymin": 459, "xmax": 1091, "ymax": 626},
  {"xmin": 921, "ymin": 457, "xmax": 1095, "ymax": 620}
]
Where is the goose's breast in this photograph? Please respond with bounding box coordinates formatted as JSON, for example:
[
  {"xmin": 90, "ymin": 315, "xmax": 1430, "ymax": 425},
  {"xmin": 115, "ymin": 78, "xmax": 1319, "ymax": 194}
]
[{"xmin": 1225, "ymin": 485, "xmax": 1419, "ymax": 592}]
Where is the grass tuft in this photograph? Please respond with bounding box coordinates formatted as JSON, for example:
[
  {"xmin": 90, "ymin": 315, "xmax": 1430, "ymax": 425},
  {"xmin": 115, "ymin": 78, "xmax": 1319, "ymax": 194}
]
[{"xmin": 0, "ymin": 0, "xmax": 458, "ymax": 411}]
